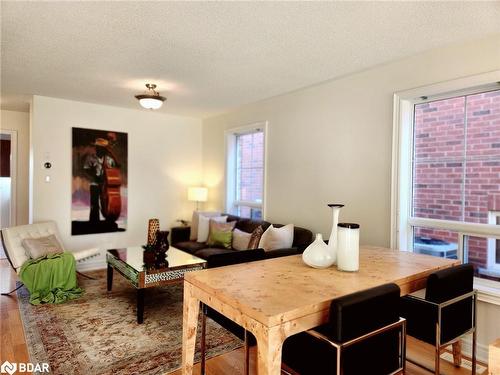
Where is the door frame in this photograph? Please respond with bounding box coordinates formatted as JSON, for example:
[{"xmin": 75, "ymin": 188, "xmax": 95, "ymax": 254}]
[{"xmin": 1, "ymin": 129, "xmax": 17, "ymax": 227}]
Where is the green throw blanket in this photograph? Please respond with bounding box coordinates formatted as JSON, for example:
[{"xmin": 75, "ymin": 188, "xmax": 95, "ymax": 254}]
[{"xmin": 19, "ymin": 252, "xmax": 84, "ymax": 305}]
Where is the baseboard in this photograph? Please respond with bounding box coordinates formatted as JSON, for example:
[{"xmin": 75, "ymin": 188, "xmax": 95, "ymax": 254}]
[{"xmin": 461, "ymin": 337, "xmax": 489, "ymax": 364}]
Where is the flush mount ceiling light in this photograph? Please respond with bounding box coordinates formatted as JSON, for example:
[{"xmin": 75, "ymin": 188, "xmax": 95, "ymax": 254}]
[{"xmin": 135, "ymin": 83, "xmax": 166, "ymax": 110}]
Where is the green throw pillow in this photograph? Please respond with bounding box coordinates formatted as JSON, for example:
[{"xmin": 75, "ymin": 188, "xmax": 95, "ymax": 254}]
[
  {"xmin": 207, "ymin": 220, "xmax": 236, "ymax": 249},
  {"xmin": 207, "ymin": 230, "xmax": 233, "ymax": 249}
]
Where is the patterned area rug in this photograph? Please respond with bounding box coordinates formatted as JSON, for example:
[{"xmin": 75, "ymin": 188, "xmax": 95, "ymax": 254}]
[{"xmin": 17, "ymin": 270, "xmax": 242, "ymax": 374}]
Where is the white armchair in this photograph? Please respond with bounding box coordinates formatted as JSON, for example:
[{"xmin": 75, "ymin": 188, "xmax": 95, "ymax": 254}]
[{"xmin": 1, "ymin": 221, "xmax": 99, "ymax": 295}]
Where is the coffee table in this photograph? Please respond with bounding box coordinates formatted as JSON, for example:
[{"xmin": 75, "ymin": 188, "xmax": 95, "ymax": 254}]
[{"xmin": 106, "ymin": 246, "xmax": 206, "ymax": 323}]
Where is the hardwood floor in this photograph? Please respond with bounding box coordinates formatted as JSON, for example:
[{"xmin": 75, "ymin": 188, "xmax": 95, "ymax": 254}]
[
  {"xmin": 0, "ymin": 259, "xmax": 30, "ymax": 366},
  {"xmin": 0, "ymin": 259, "xmax": 485, "ymax": 374}
]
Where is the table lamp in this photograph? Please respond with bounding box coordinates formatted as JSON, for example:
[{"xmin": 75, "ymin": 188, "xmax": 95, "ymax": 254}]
[{"xmin": 188, "ymin": 187, "xmax": 208, "ymax": 211}]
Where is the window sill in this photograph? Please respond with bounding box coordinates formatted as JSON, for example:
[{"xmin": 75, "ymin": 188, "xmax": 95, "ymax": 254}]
[{"xmin": 474, "ymin": 277, "xmax": 500, "ymax": 306}]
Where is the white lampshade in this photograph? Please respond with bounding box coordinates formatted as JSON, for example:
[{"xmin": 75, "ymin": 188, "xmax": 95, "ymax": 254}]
[
  {"xmin": 188, "ymin": 187, "xmax": 208, "ymax": 202},
  {"xmin": 139, "ymin": 97, "xmax": 164, "ymax": 110}
]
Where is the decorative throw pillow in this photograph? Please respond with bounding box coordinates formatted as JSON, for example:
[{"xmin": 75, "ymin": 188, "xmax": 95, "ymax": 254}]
[
  {"xmin": 190, "ymin": 211, "xmax": 221, "ymax": 241},
  {"xmin": 22, "ymin": 235, "xmax": 64, "ymax": 259},
  {"xmin": 197, "ymin": 215, "xmax": 227, "ymax": 243},
  {"xmin": 258, "ymin": 224, "xmax": 294, "ymax": 252},
  {"xmin": 207, "ymin": 220, "xmax": 236, "ymax": 249},
  {"xmin": 232, "ymin": 228, "xmax": 252, "ymax": 251},
  {"xmin": 247, "ymin": 225, "xmax": 264, "ymax": 249}
]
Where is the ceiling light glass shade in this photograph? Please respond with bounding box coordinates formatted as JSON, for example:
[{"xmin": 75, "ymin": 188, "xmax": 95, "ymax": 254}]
[
  {"xmin": 138, "ymin": 97, "xmax": 164, "ymax": 110},
  {"xmin": 135, "ymin": 83, "xmax": 166, "ymax": 110}
]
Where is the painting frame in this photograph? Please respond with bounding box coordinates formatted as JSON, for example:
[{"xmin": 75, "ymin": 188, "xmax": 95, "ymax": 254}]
[{"xmin": 71, "ymin": 127, "xmax": 128, "ymax": 235}]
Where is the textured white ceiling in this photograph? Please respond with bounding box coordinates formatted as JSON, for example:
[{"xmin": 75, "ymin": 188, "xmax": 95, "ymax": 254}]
[{"xmin": 2, "ymin": 1, "xmax": 500, "ymax": 117}]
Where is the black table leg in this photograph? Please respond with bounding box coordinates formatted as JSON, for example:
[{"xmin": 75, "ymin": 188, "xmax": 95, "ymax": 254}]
[
  {"xmin": 107, "ymin": 264, "xmax": 113, "ymax": 291},
  {"xmin": 137, "ymin": 289, "xmax": 145, "ymax": 324}
]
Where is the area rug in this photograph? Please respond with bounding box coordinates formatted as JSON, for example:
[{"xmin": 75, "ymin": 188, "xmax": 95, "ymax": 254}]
[{"xmin": 17, "ymin": 270, "xmax": 242, "ymax": 375}]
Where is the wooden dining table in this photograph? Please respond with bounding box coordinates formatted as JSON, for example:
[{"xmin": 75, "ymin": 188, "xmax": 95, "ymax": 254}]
[{"xmin": 181, "ymin": 246, "xmax": 460, "ymax": 375}]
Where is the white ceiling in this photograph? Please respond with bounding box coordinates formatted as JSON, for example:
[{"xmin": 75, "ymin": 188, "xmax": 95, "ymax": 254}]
[{"xmin": 2, "ymin": 1, "xmax": 500, "ymax": 118}]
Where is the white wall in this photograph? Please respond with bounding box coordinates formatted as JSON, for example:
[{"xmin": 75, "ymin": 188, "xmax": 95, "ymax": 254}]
[
  {"xmin": 201, "ymin": 34, "xmax": 500, "ymax": 361},
  {"xmin": 0, "ymin": 109, "xmax": 30, "ymax": 226},
  {"xmin": 202, "ymin": 34, "xmax": 500, "ymax": 247},
  {"xmin": 474, "ymin": 300, "xmax": 500, "ymax": 361},
  {"xmin": 0, "ymin": 176, "xmax": 11, "ymax": 228},
  {"xmin": 31, "ymin": 96, "xmax": 202, "ymax": 268}
]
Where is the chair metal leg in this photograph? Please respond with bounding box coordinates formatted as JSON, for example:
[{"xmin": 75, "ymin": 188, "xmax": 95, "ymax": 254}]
[
  {"xmin": 336, "ymin": 346, "xmax": 341, "ymax": 375},
  {"xmin": 244, "ymin": 330, "xmax": 249, "ymax": 375},
  {"xmin": 401, "ymin": 320, "xmax": 407, "ymax": 375},
  {"xmin": 472, "ymin": 292, "xmax": 477, "ymax": 375},
  {"xmin": 472, "ymin": 329, "xmax": 477, "ymax": 375},
  {"xmin": 201, "ymin": 308, "xmax": 207, "ymax": 375},
  {"xmin": 1, "ymin": 283, "xmax": 23, "ymax": 296}
]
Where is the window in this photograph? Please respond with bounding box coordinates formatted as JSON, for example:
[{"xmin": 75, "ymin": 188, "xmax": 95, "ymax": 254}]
[
  {"xmin": 226, "ymin": 123, "xmax": 266, "ymax": 219},
  {"xmin": 393, "ymin": 72, "xmax": 500, "ymax": 284},
  {"xmin": 487, "ymin": 212, "xmax": 500, "ymax": 273}
]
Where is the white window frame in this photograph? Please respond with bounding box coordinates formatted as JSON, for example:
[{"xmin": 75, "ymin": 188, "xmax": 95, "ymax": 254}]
[
  {"xmin": 225, "ymin": 121, "xmax": 268, "ymax": 219},
  {"xmin": 391, "ymin": 70, "xmax": 500, "ymax": 301},
  {"xmin": 487, "ymin": 211, "xmax": 500, "ymax": 273}
]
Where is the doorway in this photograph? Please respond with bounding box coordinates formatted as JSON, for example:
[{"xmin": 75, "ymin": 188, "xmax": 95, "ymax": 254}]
[{"xmin": 0, "ymin": 129, "xmax": 17, "ymax": 258}]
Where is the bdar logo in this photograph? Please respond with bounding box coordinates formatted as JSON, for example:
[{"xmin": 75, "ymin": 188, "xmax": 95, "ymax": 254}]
[{"xmin": 0, "ymin": 361, "xmax": 17, "ymax": 375}]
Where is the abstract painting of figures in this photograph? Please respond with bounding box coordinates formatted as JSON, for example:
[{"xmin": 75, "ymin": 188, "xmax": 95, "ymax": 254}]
[{"xmin": 72, "ymin": 127, "xmax": 127, "ymax": 235}]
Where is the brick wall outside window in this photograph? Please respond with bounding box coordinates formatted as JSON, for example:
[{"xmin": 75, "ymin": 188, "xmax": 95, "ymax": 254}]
[
  {"xmin": 413, "ymin": 89, "xmax": 500, "ymax": 274},
  {"xmin": 236, "ymin": 131, "xmax": 264, "ymax": 218}
]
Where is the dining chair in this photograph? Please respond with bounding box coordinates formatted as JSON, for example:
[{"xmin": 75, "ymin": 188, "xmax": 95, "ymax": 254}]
[
  {"xmin": 200, "ymin": 248, "xmax": 266, "ymax": 375},
  {"xmin": 281, "ymin": 283, "xmax": 406, "ymax": 375},
  {"xmin": 399, "ymin": 263, "xmax": 477, "ymax": 375}
]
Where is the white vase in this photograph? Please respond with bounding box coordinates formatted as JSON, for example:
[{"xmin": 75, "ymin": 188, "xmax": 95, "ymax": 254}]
[
  {"xmin": 302, "ymin": 233, "xmax": 335, "ymax": 269},
  {"xmin": 327, "ymin": 204, "xmax": 344, "ymax": 264},
  {"xmin": 337, "ymin": 223, "xmax": 360, "ymax": 272}
]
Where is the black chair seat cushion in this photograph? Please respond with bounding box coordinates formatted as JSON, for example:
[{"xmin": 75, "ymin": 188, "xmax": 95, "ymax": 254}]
[
  {"xmin": 263, "ymin": 248, "xmax": 299, "ymax": 259},
  {"xmin": 400, "ymin": 263, "xmax": 474, "ymax": 345},
  {"xmin": 282, "ymin": 327, "xmax": 400, "ymax": 375},
  {"xmin": 283, "ymin": 283, "xmax": 402, "ymax": 375},
  {"xmin": 206, "ymin": 249, "xmax": 265, "ymax": 268}
]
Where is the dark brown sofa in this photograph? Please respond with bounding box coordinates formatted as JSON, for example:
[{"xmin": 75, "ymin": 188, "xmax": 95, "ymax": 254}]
[{"xmin": 171, "ymin": 214, "xmax": 313, "ymax": 260}]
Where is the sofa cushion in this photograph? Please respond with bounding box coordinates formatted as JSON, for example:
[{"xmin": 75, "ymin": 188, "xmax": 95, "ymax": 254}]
[
  {"xmin": 259, "ymin": 224, "xmax": 294, "ymax": 252},
  {"xmin": 194, "ymin": 248, "xmax": 235, "ymax": 259},
  {"xmin": 174, "ymin": 241, "xmax": 207, "ymax": 255},
  {"xmin": 248, "ymin": 226, "xmax": 264, "ymax": 249},
  {"xmin": 190, "ymin": 211, "xmax": 221, "ymax": 241},
  {"xmin": 293, "ymin": 227, "xmax": 314, "ymax": 250},
  {"xmin": 234, "ymin": 218, "xmax": 271, "ymax": 234},
  {"xmin": 197, "ymin": 215, "xmax": 227, "ymax": 243},
  {"xmin": 273, "ymin": 223, "xmax": 313, "ymax": 251},
  {"xmin": 232, "ymin": 228, "xmax": 252, "ymax": 250},
  {"xmin": 207, "ymin": 220, "xmax": 236, "ymax": 249}
]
